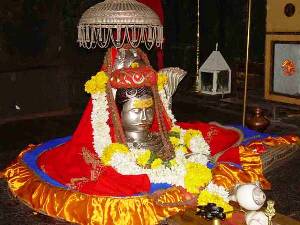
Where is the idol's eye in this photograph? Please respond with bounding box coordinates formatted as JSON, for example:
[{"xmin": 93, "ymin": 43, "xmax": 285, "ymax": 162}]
[
  {"xmin": 146, "ymin": 108, "xmax": 153, "ymax": 113},
  {"xmin": 131, "ymin": 108, "xmax": 141, "ymax": 113}
]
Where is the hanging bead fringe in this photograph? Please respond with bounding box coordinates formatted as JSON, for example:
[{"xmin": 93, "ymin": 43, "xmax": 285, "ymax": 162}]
[{"xmin": 78, "ymin": 25, "xmax": 163, "ymax": 50}]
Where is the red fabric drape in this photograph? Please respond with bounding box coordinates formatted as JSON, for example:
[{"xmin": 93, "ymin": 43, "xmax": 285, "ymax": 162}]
[
  {"xmin": 38, "ymin": 46, "xmax": 244, "ymax": 196},
  {"xmin": 177, "ymin": 122, "xmax": 241, "ymax": 164},
  {"xmin": 38, "ymin": 99, "xmax": 151, "ymax": 196}
]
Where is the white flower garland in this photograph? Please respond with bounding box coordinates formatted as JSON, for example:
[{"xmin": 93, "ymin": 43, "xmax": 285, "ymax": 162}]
[
  {"xmin": 90, "ymin": 83, "xmax": 181, "ymax": 159},
  {"xmin": 87, "ymin": 72, "xmax": 230, "ymax": 207},
  {"xmin": 190, "ymin": 136, "xmax": 210, "ymax": 155},
  {"xmin": 188, "ymin": 136, "xmax": 211, "ymax": 165},
  {"xmin": 90, "ymin": 92, "xmax": 211, "ymax": 187},
  {"xmin": 91, "ymin": 93, "xmax": 111, "ymax": 157},
  {"xmin": 175, "ymin": 128, "xmax": 211, "ymax": 166},
  {"xmin": 205, "ymin": 182, "xmax": 230, "ymax": 202},
  {"xmin": 110, "ymin": 150, "xmax": 188, "ymax": 187},
  {"xmin": 159, "ymin": 90, "xmax": 176, "ymax": 123},
  {"xmin": 109, "ymin": 143, "xmax": 210, "ymax": 188}
]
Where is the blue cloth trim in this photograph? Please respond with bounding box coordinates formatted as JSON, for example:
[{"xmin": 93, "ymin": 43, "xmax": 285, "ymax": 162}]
[
  {"xmin": 22, "ymin": 137, "xmax": 71, "ymax": 189},
  {"xmin": 231, "ymin": 124, "xmax": 276, "ymax": 145},
  {"xmin": 150, "ymin": 183, "xmax": 172, "ymax": 193},
  {"xmin": 207, "ymin": 161, "xmax": 243, "ymax": 170},
  {"xmin": 206, "ymin": 161, "xmax": 215, "ymax": 169}
]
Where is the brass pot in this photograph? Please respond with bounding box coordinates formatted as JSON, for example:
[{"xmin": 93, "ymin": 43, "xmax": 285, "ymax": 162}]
[{"xmin": 246, "ymin": 107, "xmax": 270, "ymax": 132}]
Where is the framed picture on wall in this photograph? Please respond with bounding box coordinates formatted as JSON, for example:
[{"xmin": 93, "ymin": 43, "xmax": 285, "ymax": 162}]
[{"xmin": 265, "ymin": 34, "xmax": 300, "ymax": 105}]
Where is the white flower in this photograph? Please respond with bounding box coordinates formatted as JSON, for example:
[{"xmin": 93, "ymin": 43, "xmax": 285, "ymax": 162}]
[
  {"xmin": 110, "ymin": 153, "xmax": 142, "ymax": 175},
  {"xmin": 175, "ymin": 149, "xmax": 186, "ymax": 159},
  {"xmin": 158, "ymin": 90, "xmax": 176, "ymax": 123},
  {"xmin": 91, "ymin": 93, "xmax": 111, "ymax": 157},
  {"xmin": 187, "ymin": 154, "xmax": 209, "ymax": 165},
  {"xmin": 205, "ymin": 182, "xmax": 230, "ymax": 202},
  {"xmin": 189, "ymin": 136, "xmax": 210, "ymax": 156}
]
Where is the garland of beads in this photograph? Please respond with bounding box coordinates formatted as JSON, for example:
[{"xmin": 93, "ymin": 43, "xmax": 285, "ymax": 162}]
[{"xmin": 151, "ymin": 85, "xmax": 175, "ymax": 161}]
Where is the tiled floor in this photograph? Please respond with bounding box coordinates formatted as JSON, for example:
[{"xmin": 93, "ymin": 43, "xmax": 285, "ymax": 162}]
[{"xmin": 0, "ymin": 93, "xmax": 300, "ymax": 224}]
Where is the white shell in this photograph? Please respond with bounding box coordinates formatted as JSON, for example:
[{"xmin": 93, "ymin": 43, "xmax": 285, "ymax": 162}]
[
  {"xmin": 233, "ymin": 183, "xmax": 266, "ymax": 211},
  {"xmin": 246, "ymin": 211, "xmax": 268, "ymax": 225},
  {"xmin": 158, "ymin": 67, "xmax": 187, "ymax": 98},
  {"xmin": 158, "ymin": 67, "xmax": 186, "ymax": 110}
]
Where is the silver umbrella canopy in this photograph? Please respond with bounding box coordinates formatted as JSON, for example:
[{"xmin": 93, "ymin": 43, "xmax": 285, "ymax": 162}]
[{"xmin": 77, "ymin": 0, "xmax": 163, "ymax": 50}]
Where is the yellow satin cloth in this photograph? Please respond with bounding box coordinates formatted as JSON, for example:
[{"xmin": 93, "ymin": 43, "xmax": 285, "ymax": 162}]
[
  {"xmin": 1, "ymin": 135, "xmax": 299, "ymax": 225},
  {"xmin": 212, "ymin": 135, "xmax": 299, "ymax": 190},
  {"xmin": 1, "ymin": 145, "xmax": 189, "ymax": 225}
]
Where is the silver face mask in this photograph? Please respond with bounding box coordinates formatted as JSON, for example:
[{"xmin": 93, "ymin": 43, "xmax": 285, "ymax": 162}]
[
  {"xmin": 121, "ymin": 95, "xmax": 154, "ymax": 133},
  {"xmin": 119, "ymin": 92, "xmax": 164, "ymax": 155}
]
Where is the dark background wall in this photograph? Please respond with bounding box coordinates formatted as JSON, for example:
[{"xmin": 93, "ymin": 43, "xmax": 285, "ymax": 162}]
[{"xmin": 0, "ymin": 0, "xmax": 266, "ymax": 123}]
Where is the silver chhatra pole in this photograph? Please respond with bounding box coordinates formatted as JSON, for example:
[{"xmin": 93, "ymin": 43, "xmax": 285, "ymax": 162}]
[
  {"xmin": 193, "ymin": 0, "xmax": 201, "ymax": 92},
  {"xmin": 242, "ymin": 0, "xmax": 252, "ymax": 126}
]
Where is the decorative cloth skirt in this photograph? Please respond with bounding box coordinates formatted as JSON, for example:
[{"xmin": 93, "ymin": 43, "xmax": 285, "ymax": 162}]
[
  {"xmin": 1, "ymin": 137, "xmax": 191, "ymax": 225},
  {"xmin": 1, "ymin": 130, "xmax": 299, "ymax": 225}
]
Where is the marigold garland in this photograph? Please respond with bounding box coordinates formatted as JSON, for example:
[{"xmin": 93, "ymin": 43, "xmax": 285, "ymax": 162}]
[
  {"xmin": 157, "ymin": 72, "xmax": 168, "ymax": 91},
  {"xmin": 151, "ymin": 158, "xmax": 163, "ymax": 169},
  {"xmin": 169, "ymin": 159, "xmax": 178, "ymax": 167},
  {"xmin": 184, "ymin": 129, "xmax": 202, "ymax": 148},
  {"xmin": 136, "ymin": 150, "xmax": 151, "ymax": 167},
  {"xmin": 84, "ymin": 71, "xmax": 109, "ymax": 94},
  {"xmin": 169, "ymin": 136, "xmax": 181, "ymax": 147},
  {"xmin": 101, "ymin": 143, "xmax": 129, "ymax": 165},
  {"xmin": 176, "ymin": 146, "xmax": 188, "ymax": 154},
  {"xmin": 170, "ymin": 126, "xmax": 181, "ymax": 133},
  {"xmin": 184, "ymin": 162, "xmax": 212, "ymax": 194}
]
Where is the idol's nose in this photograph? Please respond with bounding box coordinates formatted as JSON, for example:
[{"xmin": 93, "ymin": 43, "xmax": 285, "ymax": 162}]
[{"xmin": 140, "ymin": 109, "xmax": 147, "ymax": 121}]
